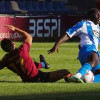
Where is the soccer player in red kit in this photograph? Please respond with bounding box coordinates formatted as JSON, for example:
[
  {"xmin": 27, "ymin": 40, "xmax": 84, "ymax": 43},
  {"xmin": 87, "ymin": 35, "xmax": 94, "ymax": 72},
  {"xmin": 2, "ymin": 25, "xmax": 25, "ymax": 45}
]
[{"xmin": 0, "ymin": 25, "xmax": 72, "ymax": 83}]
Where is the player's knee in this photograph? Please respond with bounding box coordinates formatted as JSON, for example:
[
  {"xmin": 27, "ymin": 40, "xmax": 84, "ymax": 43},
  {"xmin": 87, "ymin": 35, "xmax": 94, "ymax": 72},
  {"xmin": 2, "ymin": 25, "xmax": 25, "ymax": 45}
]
[
  {"xmin": 94, "ymin": 58, "xmax": 99, "ymax": 67},
  {"xmin": 87, "ymin": 52, "xmax": 99, "ymax": 67},
  {"xmin": 89, "ymin": 58, "xmax": 99, "ymax": 67},
  {"xmin": 92, "ymin": 54, "xmax": 99, "ymax": 67}
]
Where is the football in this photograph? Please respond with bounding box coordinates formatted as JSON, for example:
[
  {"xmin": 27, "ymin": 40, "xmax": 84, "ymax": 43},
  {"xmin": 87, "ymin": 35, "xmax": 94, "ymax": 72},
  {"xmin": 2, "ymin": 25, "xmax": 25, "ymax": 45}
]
[{"xmin": 81, "ymin": 70, "xmax": 94, "ymax": 83}]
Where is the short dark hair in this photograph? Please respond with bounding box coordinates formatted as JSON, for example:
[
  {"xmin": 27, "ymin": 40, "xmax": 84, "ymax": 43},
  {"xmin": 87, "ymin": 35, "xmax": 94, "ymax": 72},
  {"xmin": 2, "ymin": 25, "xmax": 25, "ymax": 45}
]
[
  {"xmin": 87, "ymin": 8, "xmax": 99, "ymax": 20},
  {"xmin": 1, "ymin": 38, "xmax": 14, "ymax": 52}
]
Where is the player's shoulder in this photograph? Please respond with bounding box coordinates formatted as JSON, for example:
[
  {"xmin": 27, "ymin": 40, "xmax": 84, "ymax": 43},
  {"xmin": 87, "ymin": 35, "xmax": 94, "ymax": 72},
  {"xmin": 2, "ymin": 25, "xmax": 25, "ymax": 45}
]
[
  {"xmin": 19, "ymin": 42, "xmax": 31, "ymax": 48},
  {"xmin": 84, "ymin": 20, "xmax": 94, "ymax": 25},
  {"xmin": 78, "ymin": 20, "xmax": 94, "ymax": 27},
  {"xmin": 18, "ymin": 42, "xmax": 31, "ymax": 53},
  {"xmin": 76, "ymin": 20, "xmax": 85, "ymax": 26},
  {"xmin": 22, "ymin": 42, "xmax": 31, "ymax": 46}
]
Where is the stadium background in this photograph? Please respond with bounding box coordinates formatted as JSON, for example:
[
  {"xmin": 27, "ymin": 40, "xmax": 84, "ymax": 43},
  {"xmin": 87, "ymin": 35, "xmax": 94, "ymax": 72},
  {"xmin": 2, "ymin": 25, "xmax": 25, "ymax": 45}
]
[
  {"xmin": 0, "ymin": 0, "xmax": 98, "ymax": 41},
  {"xmin": 0, "ymin": 1, "xmax": 100, "ymax": 99}
]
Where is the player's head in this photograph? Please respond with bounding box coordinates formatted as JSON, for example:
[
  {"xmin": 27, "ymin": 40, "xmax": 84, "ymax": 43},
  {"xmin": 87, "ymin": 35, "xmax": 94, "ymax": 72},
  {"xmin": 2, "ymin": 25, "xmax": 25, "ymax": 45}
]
[
  {"xmin": 1, "ymin": 38, "xmax": 15, "ymax": 52},
  {"xmin": 87, "ymin": 8, "xmax": 100, "ymax": 24}
]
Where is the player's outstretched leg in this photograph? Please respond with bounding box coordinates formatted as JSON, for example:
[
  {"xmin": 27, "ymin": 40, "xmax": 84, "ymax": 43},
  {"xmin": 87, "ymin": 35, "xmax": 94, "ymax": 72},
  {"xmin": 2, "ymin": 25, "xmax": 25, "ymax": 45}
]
[
  {"xmin": 68, "ymin": 75, "xmax": 84, "ymax": 83},
  {"xmin": 49, "ymin": 69, "xmax": 72, "ymax": 82},
  {"xmin": 40, "ymin": 54, "xmax": 50, "ymax": 69}
]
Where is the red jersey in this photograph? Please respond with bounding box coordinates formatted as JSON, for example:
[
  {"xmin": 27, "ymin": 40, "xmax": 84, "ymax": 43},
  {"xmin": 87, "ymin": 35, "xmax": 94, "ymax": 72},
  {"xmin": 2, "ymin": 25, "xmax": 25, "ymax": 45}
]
[{"xmin": 1, "ymin": 42, "xmax": 39, "ymax": 82}]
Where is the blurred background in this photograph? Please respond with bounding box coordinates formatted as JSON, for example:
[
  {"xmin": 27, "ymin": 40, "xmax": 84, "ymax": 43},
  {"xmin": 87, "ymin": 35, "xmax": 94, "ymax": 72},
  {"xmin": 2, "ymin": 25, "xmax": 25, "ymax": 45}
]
[{"xmin": 0, "ymin": 0, "xmax": 98, "ymax": 42}]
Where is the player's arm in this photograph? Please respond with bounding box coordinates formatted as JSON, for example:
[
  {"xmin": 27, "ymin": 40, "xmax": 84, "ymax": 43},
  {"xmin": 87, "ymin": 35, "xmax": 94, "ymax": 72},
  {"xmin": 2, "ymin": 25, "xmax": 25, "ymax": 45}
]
[
  {"xmin": 48, "ymin": 21, "xmax": 84, "ymax": 54},
  {"xmin": 48, "ymin": 34, "xmax": 70, "ymax": 54},
  {"xmin": 5, "ymin": 25, "xmax": 32, "ymax": 45}
]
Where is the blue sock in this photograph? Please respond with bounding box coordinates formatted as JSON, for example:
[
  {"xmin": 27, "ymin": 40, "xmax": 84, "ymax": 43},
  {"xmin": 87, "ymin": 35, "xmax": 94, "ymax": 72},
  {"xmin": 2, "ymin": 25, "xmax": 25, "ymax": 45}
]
[
  {"xmin": 77, "ymin": 63, "xmax": 92, "ymax": 76},
  {"xmin": 94, "ymin": 74, "xmax": 100, "ymax": 83},
  {"xmin": 40, "ymin": 62, "xmax": 45, "ymax": 68}
]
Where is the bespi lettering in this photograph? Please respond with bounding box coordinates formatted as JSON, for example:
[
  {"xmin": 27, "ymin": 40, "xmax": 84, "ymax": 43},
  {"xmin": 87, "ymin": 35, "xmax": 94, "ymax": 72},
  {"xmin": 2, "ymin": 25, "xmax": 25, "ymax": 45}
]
[
  {"xmin": 44, "ymin": 19, "xmax": 50, "ymax": 37},
  {"xmin": 29, "ymin": 18, "xmax": 61, "ymax": 37},
  {"xmin": 37, "ymin": 19, "xmax": 43, "ymax": 37}
]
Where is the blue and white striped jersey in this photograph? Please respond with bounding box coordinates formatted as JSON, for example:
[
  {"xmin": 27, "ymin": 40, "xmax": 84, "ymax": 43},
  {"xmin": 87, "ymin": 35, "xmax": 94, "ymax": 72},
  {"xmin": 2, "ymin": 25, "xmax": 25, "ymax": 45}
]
[{"xmin": 66, "ymin": 20, "xmax": 100, "ymax": 50}]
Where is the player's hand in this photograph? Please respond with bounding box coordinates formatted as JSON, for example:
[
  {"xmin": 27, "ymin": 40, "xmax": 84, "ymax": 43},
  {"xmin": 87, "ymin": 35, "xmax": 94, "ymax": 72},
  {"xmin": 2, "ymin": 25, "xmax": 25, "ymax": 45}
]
[
  {"xmin": 5, "ymin": 25, "xmax": 16, "ymax": 31},
  {"xmin": 48, "ymin": 45, "xmax": 59, "ymax": 54}
]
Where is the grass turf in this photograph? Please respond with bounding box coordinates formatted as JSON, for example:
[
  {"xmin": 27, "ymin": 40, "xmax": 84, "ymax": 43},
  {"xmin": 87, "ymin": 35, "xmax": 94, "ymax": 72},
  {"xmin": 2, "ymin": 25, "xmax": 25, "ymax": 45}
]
[{"xmin": 0, "ymin": 42, "xmax": 100, "ymax": 100}]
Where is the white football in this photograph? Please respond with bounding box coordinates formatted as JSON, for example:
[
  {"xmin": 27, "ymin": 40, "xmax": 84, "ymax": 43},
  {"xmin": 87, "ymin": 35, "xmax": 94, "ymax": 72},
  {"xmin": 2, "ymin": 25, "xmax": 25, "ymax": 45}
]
[{"xmin": 81, "ymin": 70, "xmax": 94, "ymax": 83}]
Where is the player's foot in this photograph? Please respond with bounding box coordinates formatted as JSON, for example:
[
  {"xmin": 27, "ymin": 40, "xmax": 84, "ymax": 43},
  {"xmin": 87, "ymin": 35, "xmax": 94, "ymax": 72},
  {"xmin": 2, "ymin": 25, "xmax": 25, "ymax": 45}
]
[
  {"xmin": 64, "ymin": 73, "xmax": 72, "ymax": 82},
  {"xmin": 40, "ymin": 54, "xmax": 50, "ymax": 69},
  {"xmin": 68, "ymin": 76, "xmax": 84, "ymax": 83}
]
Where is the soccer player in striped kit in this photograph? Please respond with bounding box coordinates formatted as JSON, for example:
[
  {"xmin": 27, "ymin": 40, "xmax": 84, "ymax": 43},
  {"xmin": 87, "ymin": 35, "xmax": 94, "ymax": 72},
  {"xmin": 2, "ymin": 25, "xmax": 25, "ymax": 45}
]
[{"xmin": 48, "ymin": 8, "xmax": 100, "ymax": 83}]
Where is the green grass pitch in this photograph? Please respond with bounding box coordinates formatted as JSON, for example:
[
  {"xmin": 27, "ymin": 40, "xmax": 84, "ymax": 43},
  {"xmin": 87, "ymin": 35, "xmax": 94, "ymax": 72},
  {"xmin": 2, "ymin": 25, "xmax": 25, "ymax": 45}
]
[{"xmin": 0, "ymin": 42, "xmax": 100, "ymax": 100}]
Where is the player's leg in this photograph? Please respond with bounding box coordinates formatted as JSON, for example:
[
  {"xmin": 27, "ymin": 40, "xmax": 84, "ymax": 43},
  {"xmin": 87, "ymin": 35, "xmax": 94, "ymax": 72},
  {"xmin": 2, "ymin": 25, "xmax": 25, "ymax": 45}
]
[
  {"xmin": 34, "ymin": 55, "xmax": 50, "ymax": 69},
  {"xmin": 40, "ymin": 54, "xmax": 50, "ymax": 69},
  {"xmin": 37, "ymin": 69, "xmax": 72, "ymax": 82},
  {"xmin": 94, "ymin": 68, "xmax": 100, "ymax": 75},
  {"xmin": 69, "ymin": 44, "xmax": 99, "ymax": 83},
  {"xmin": 34, "ymin": 62, "xmax": 42, "ymax": 69},
  {"xmin": 69, "ymin": 52, "xmax": 99, "ymax": 83},
  {"xmin": 92, "ymin": 63, "xmax": 100, "ymax": 75},
  {"xmin": 48, "ymin": 69, "xmax": 72, "ymax": 82},
  {"xmin": 91, "ymin": 56, "xmax": 100, "ymax": 75},
  {"xmin": 76, "ymin": 52, "xmax": 99, "ymax": 77}
]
